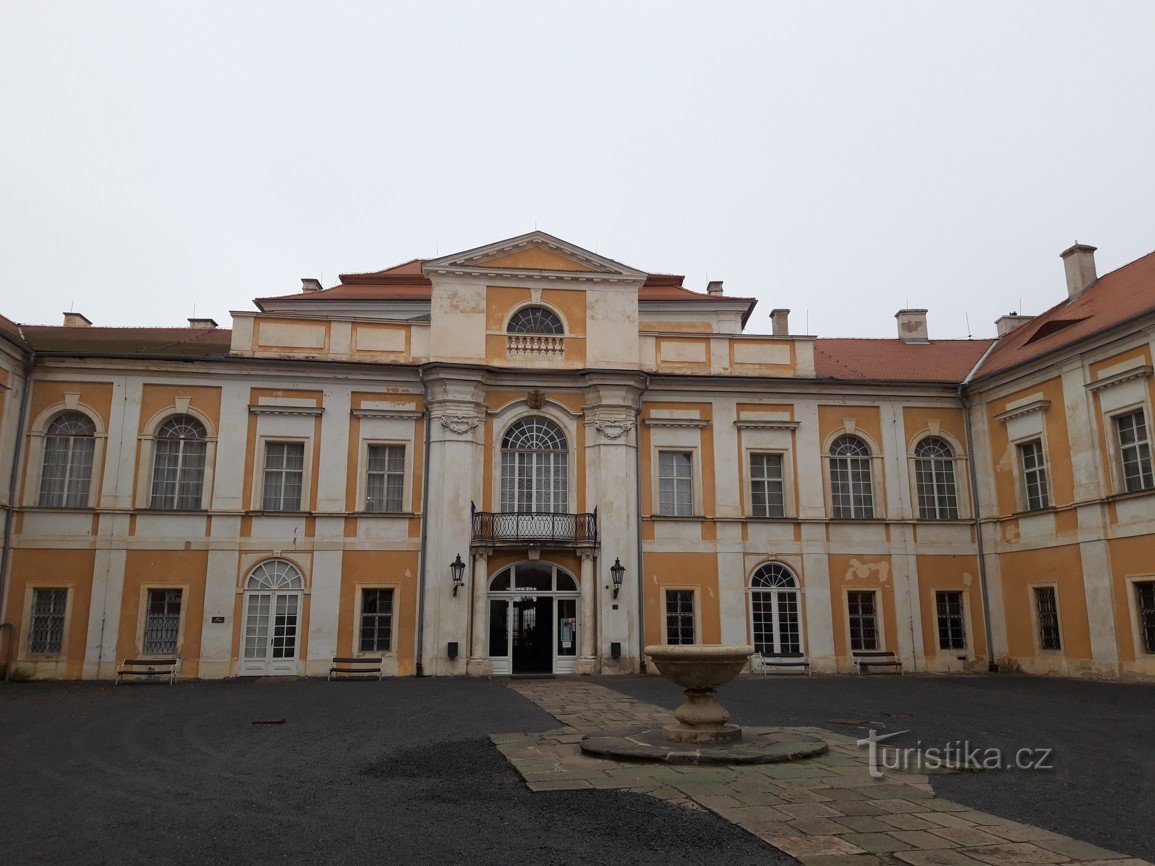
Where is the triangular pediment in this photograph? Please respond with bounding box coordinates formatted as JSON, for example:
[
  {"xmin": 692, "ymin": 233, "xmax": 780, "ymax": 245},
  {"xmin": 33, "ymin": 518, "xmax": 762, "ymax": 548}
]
[{"xmin": 423, "ymin": 231, "xmax": 647, "ymax": 281}]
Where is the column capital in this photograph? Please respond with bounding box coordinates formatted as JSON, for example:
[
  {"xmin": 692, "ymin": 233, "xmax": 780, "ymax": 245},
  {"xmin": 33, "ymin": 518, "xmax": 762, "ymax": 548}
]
[
  {"xmin": 577, "ymin": 549, "xmax": 598, "ymax": 561},
  {"xmin": 471, "ymin": 546, "xmax": 493, "ymax": 559}
]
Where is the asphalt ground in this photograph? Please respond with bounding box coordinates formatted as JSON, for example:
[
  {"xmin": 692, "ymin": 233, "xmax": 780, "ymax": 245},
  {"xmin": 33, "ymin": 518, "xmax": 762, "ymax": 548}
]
[
  {"xmin": 0, "ymin": 677, "xmax": 786, "ymax": 866},
  {"xmin": 600, "ymin": 673, "xmax": 1155, "ymax": 861}
]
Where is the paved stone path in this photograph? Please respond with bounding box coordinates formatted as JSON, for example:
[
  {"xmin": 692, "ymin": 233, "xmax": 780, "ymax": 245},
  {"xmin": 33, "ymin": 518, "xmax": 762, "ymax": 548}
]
[{"xmin": 493, "ymin": 680, "xmax": 1150, "ymax": 866}]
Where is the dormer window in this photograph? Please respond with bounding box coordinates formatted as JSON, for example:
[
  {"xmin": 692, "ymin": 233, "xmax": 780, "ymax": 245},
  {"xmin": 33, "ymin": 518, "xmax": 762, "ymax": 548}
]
[{"xmin": 507, "ymin": 306, "xmax": 563, "ymax": 335}]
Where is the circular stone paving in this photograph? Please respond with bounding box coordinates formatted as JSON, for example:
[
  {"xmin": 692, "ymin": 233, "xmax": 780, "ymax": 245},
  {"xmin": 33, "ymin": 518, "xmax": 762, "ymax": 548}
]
[{"xmin": 580, "ymin": 725, "xmax": 828, "ymax": 765}]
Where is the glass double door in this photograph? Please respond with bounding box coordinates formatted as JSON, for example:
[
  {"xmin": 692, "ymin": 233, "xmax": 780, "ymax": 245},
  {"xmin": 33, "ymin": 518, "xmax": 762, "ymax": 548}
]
[
  {"xmin": 239, "ymin": 591, "xmax": 301, "ymax": 676},
  {"xmin": 489, "ymin": 595, "xmax": 578, "ymax": 675}
]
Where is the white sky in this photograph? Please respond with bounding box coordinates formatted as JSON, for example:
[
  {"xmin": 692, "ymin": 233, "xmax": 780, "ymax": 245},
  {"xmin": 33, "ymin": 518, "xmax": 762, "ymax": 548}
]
[{"xmin": 2, "ymin": 2, "xmax": 1153, "ymax": 338}]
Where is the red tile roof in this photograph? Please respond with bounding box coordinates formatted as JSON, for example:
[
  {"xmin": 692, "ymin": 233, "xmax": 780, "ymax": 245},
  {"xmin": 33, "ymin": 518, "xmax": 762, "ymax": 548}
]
[
  {"xmin": 974, "ymin": 249, "xmax": 1155, "ymax": 379},
  {"xmin": 814, "ymin": 338, "xmax": 994, "ymax": 383},
  {"xmin": 0, "ymin": 313, "xmax": 27, "ymax": 352},
  {"xmin": 20, "ymin": 326, "xmax": 232, "ymax": 358}
]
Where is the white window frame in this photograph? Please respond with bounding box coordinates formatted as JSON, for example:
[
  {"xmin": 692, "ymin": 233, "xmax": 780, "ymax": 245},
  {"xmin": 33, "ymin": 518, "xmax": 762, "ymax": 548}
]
[
  {"xmin": 141, "ymin": 411, "xmax": 215, "ymax": 511},
  {"xmin": 355, "ymin": 585, "xmax": 398, "ymax": 655},
  {"xmin": 361, "ymin": 441, "xmax": 409, "ymax": 514},
  {"xmin": 656, "ymin": 449, "xmax": 696, "ymax": 517},
  {"xmin": 1029, "ymin": 583, "xmax": 1064, "ymax": 653},
  {"xmin": 25, "ymin": 404, "xmax": 107, "ymax": 509},
  {"xmin": 747, "ymin": 562, "xmax": 804, "ymax": 656},
  {"xmin": 255, "ymin": 438, "xmax": 310, "ymax": 512},
  {"xmin": 845, "ymin": 588, "xmax": 883, "ymax": 652},
  {"xmin": 138, "ymin": 586, "xmax": 186, "ymax": 656},
  {"xmin": 824, "ymin": 430, "xmax": 883, "ymax": 520},
  {"xmin": 22, "ymin": 585, "xmax": 72, "ymax": 659},
  {"xmin": 1016, "ymin": 438, "xmax": 1052, "ymax": 512},
  {"xmin": 909, "ymin": 432, "xmax": 966, "ymax": 521},
  {"xmin": 663, "ymin": 587, "xmax": 698, "ymax": 645},
  {"xmin": 1108, "ymin": 405, "xmax": 1155, "ymax": 495},
  {"xmin": 748, "ymin": 450, "xmax": 788, "ymax": 519}
]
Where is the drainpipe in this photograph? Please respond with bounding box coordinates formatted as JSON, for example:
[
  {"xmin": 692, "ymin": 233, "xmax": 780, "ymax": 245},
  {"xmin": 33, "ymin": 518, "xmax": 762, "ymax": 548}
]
[
  {"xmin": 959, "ymin": 340, "xmax": 1000, "ymax": 672},
  {"xmin": 634, "ymin": 377, "xmax": 649, "ymax": 674},
  {"xmin": 0, "ymin": 346, "xmax": 35, "ymax": 678},
  {"xmin": 414, "ymin": 369, "xmax": 433, "ymax": 677}
]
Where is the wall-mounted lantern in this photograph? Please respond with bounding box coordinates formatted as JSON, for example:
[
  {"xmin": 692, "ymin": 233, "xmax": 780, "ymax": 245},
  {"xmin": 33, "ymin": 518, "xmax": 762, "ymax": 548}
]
[
  {"xmin": 451, "ymin": 553, "xmax": 466, "ymax": 596},
  {"xmin": 610, "ymin": 558, "xmax": 625, "ymax": 599}
]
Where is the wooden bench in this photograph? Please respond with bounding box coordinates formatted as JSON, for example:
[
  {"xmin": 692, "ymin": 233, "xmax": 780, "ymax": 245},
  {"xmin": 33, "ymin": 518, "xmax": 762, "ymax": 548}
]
[
  {"xmin": 328, "ymin": 657, "xmax": 384, "ymax": 681},
  {"xmin": 757, "ymin": 652, "xmax": 811, "ymax": 675},
  {"xmin": 852, "ymin": 650, "xmax": 903, "ymax": 675},
  {"xmin": 116, "ymin": 658, "xmax": 179, "ymax": 685}
]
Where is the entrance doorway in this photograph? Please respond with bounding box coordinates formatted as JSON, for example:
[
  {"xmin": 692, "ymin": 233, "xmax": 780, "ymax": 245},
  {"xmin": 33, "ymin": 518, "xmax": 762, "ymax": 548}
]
[
  {"xmin": 487, "ymin": 562, "xmax": 579, "ymax": 676},
  {"xmin": 239, "ymin": 559, "xmax": 304, "ymax": 676}
]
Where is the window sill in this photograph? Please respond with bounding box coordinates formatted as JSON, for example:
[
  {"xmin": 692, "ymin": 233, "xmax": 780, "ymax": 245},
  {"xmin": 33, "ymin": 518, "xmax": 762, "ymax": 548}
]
[
  {"xmin": 135, "ymin": 508, "xmax": 207, "ymax": 515},
  {"xmin": 243, "ymin": 510, "xmax": 310, "ymax": 517},
  {"xmin": 827, "ymin": 517, "xmax": 888, "ymax": 523},
  {"xmin": 650, "ymin": 514, "xmax": 704, "ymax": 521},
  {"xmin": 1106, "ymin": 487, "xmax": 1155, "ymax": 504},
  {"xmin": 353, "ymin": 511, "xmax": 417, "ymax": 518},
  {"xmin": 1011, "ymin": 506, "xmax": 1056, "ymax": 518},
  {"xmin": 746, "ymin": 515, "xmax": 793, "ymax": 521}
]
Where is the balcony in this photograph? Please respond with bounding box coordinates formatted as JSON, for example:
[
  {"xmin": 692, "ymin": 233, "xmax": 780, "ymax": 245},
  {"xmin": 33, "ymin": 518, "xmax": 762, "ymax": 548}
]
[
  {"xmin": 507, "ymin": 334, "xmax": 565, "ymax": 356},
  {"xmin": 471, "ymin": 507, "xmax": 598, "ymax": 548}
]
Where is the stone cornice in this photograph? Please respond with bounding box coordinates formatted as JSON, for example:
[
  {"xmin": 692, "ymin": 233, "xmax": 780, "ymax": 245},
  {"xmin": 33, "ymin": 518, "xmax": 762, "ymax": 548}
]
[
  {"xmin": 995, "ymin": 399, "xmax": 1050, "ymax": 423},
  {"xmin": 248, "ymin": 404, "xmax": 324, "ymax": 417},
  {"xmin": 643, "ymin": 418, "xmax": 710, "ymax": 429},
  {"xmin": 734, "ymin": 419, "xmax": 800, "ymax": 431},
  {"xmin": 350, "ymin": 408, "xmax": 424, "ymax": 420},
  {"xmin": 1086, "ymin": 364, "xmax": 1153, "ymax": 393}
]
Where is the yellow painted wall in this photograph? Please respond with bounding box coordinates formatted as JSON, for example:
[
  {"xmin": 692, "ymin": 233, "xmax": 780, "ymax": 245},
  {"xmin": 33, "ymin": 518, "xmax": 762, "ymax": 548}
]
[
  {"xmin": 8, "ymin": 548, "xmax": 95, "ymax": 678},
  {"xmin": 117, "ymin": 550, "xmax": 208, "ymax": 676},
  {"xmin": 1107, "ymin": 535, "xmax": 1155, "ymax": 662},
  {"xmin": 985, "ymin": 377, "xmax": 1073, "ymax": 515},
  {"xmin": 998, "ymin": 544, "xmax": 1091, "ymax": 660},
  {"xmin": 642, "ymin": 552, "xmax": 721, "ymax": 647},
  {"xmin": 915, "ymin": 554, "xmax": 987, "ymax": 659},
  {"xmin": 337, "ymin": 551, "xmax": 421, "ymax": 675},
  {"xmin": 828, "ymin": 553, "xmax": 898, "ymax": 658},
  {"xmin": 818, "ymin": 405, "xmax": 883, "ymax": 451}
]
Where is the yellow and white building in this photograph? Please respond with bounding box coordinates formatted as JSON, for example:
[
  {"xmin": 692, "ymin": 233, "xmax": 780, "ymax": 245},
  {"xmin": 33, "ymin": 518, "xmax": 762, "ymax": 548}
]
[{"xmin": 0, "ymin": 232, "xmax": 1152, "ymax": 680}]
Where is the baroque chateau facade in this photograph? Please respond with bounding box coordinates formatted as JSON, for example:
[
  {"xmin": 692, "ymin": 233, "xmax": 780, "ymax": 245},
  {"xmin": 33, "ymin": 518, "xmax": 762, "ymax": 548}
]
[{"xmin": 0, "ymin": 232, "xmax": 1152, "ymax": 681}]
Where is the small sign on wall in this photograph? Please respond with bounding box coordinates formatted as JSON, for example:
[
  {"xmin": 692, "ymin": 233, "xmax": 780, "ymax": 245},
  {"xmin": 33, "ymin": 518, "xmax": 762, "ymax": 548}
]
[{"xmin": 211, "ymin": 616, "xmax": 226, "ymax": 624}]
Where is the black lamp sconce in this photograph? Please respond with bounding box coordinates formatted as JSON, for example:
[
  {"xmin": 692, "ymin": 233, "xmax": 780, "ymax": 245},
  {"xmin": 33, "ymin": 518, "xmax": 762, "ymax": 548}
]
[
  {"xmin": 610, "ymin": 558, "xmax": 625, "ymax": 599},
  {"xmin": 450, "ymin": 553, "xmax": 466, "ymax": 596}
]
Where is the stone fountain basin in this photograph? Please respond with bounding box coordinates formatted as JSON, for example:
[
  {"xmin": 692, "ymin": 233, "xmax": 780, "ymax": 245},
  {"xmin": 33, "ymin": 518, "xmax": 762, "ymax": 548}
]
[{"xmin": 644, "ymin": 644, "xmax": 754, "ymax": 689}]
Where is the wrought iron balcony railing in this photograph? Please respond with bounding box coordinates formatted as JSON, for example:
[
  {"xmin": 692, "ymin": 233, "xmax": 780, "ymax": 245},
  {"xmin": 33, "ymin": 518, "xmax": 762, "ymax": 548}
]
[{"xmin": 471, "ymin": 505, "xmax": 598, "ymax": 547}]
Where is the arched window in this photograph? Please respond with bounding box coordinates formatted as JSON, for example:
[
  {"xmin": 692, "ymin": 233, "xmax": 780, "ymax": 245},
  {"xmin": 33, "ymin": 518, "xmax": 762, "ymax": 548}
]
[
  {"xmin": 914, "ymin": 436, "xmax": 959, "ymax": 520},
  {"xmin": 150, "ymin": 415, "xmax": 208, "ymax": 510},
  {"xmin": 829, "ymin": 434, "xmax": 874, "ymax": 519},
  {"xmin": 39, "ymin": 412, "xmax": 97, "ymax": 508},
  {"xmin": 245, "ymin": 559, "xmax": 305, "ymax": 591},
  {"xmin": 500, "ymin": 417, "xmax": 569, "ymax": 513},
  {"xmin": 507, "ymin": 306, "xmax": 564, "ymax": 335},
  {"xmin": 750, "ymin": 562, "xmax": 801, "ymax": 655}
]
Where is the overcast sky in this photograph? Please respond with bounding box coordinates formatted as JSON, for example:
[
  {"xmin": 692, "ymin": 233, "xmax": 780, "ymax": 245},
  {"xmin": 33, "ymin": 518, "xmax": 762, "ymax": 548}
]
[{"xmin": 2, "ymin": 2, "xmax": 1154, "ymax": 339}]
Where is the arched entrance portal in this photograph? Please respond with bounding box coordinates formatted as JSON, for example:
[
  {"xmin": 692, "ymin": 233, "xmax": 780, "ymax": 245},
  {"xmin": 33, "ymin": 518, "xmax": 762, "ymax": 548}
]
[{"xmin": 488, "ymin": 562, "xmax": 580, "ymax": 675}]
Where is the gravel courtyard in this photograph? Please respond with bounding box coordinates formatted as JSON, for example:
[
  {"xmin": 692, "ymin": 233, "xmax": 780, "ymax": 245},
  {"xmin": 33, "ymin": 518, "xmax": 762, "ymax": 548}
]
[{"xmin": 1, "ymin": 673, "xmax": 1151, "ymax": 864}]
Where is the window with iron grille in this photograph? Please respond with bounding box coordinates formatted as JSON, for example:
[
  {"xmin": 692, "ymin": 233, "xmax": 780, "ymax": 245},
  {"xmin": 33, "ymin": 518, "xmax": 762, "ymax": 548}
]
[
  {"xmin": 935, "ymin": 590, "xmax": 966, "ymax": 650},
  {"xmin": 915, "ymin": 437, "xmax": 960, "ymax": 520},
  {"xmin": 262, "ymin": 442, "xmax": 305, "ymax": 511},
  {"xmin": 150, "ymin": 416, "xmax": 207, "ymax": 510},
  {"xmin": 829, "ymin": 435, "xmax": 874, "ymax": 519},
  {"xmin": 1135, "ymin": 581, "xmax": 1155, "ymax": 655},
  {"xmin": 658, "ymin": 451, "xmax": 694, "ymax": 517},
  {"xmin": 506, "ymin": 306, "xmax": 564, "ymax": 335},
  {"xmin": 847, "ymin": 590, "xmax": 879, "ymax": 651},
  {"xmin": 665, "ymin": 590, "xmax": 695, "ymax": 644},
  {"xmin": 29, "ymin": 588, "xmax": 67, "ymax": 655},
  {"xmin": 1115, "ymin": 410, "xmax": 1154, "ymax": 493},
  {"xmin": 360, "ymin": 588, "xmax": 394, "ymax": 652},
  {"xmin": 366, "ymin": 445, "xmax": 405, "ymax": 512},
  {"xmin": 1017, "ymin": 439, "xmax": 1050, "ymax": 511},
  {"xmin": 143, "ymin": 589, "xmax": 182, "ymax": 654},
  {"xmin": 38, "ymin": 412, "xmax": 96, "ymax": 508},
  {"xmin": 750, "ymin": 453, "xmax": 786, "ymax": 518},
  {"xmin": 1034, "ymin": 586, "xmax": 1062, "ymax": 650}
]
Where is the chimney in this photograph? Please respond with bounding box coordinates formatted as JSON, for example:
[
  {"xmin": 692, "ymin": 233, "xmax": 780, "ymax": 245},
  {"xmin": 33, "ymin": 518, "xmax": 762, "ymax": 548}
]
[
  {"xmin": 706, "ymin": 280, "xmax": 724, "ymax": 296},
  {"xmin": 301, "ymin": 278, "xmax": 324, "ymax": 293},
  {"xmin": 188, "ymin": 317, "xmax": 219, "ymax": 329},
  {"xmin": 995, "ymin": 312, "xmax": 1034, "ymax": 337},
  {"xmin": 770, "ymin": 308, "xmax": 790, "ymax": 336},
  {"xmin": 895, "ymin": 308, "xmax": 928, "ymax": 343},
  {"xmin": 1060, "ymin": 243, "xmax": 1097, "ymax": 299},
  {"xmin": 63, "ymin": 312, "xmax": 92, "ymax": 328}
]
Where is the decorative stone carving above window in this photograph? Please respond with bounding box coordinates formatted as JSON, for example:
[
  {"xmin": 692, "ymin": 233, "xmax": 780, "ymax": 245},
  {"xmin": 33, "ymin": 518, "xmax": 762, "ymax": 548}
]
[
  {"xmin": 995, "ymin": 399, "xmax": 1050, "ymax": 424},
  {"xmin": 1086, "ymin": 364, "xmax": 1153, "ymax": 393}
]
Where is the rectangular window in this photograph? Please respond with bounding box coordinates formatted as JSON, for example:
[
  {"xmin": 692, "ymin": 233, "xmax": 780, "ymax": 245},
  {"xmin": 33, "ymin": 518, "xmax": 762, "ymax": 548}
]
[
  {"xmin": 262, "ymin": 442, "xmax": 305, "ymax": 511},
  {"xmin": 658, "ymin": 451, "xmax": 694, "ymax": 517},
  {"xmin": 1017, "ymin": 439, "xmax": 1051, "ymax": 511},
  {"xmin": 29, "ymin": 588, "xmax": 67, "ymax": 655},
  {"xmin": 143, "ymin": 589, "xmax": 182, "ymax": 655},
  {"xmin": 1135, "ymin": 581, "xmax": 1155, "ymax": 655},
  {"xmin": 1034, "ymin": 586, "xmax": 1062, "ymax": 651},
  {"xmin": 847, "ymin": 590, "xmax": 879, "ymax": 651},
  {"xmin": 365, "ymin": 445, "xmax": 405, "ymax": 513},
  {"xmin": 665, "ymin": 590, "xmax": 695, "ymax": 644},
  {"xmin": 750, "ymin": 453, "xmax": 785, "ymax": 518},
  {"xmin": 935, "ymin": 591, "xmax": 966, "ymax": 651},
  {"xmin": 359, "ymin": 588, "xmax": 395, "ymax": 652},
  {"xmin": 1115, "ymin": 410, "xmax": 1154, "ymax": 493}
]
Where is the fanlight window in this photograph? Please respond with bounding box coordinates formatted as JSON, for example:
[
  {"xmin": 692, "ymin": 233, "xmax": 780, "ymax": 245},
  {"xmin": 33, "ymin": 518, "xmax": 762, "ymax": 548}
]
[
  {"xmin": 39, "ymin": 411, "xmax": 97, "ymax": 508},
  {"xmin": 507, "ymin": 306, "xmax": 564, "ymax": 335},
  {"xmin": 829, "ymin": 434, "xmax": 874, "ymax": 519},
  {"xmin": 150, "ymin": 415, "xmax": 208, "ymax": 510},
  {"xmin": 500, "ymin": 417, "xmax": 569, "ymax": 513},
  {"xmin": 245, "ymin": 559, "xmax": 305, "ymax": 591},
  {"xmin": 749, "ymin": 562, "xmax": 801, "ymax": 655},
  {"xmin": 914, "ymin": 436, "xmax": 959, "ymax": 520}
]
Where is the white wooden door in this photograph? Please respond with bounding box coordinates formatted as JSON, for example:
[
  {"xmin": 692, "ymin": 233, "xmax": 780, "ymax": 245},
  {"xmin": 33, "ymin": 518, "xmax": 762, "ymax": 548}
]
[{"xmin": 240, "ymin": 591, "xmax": 301, "ymax": 676}]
